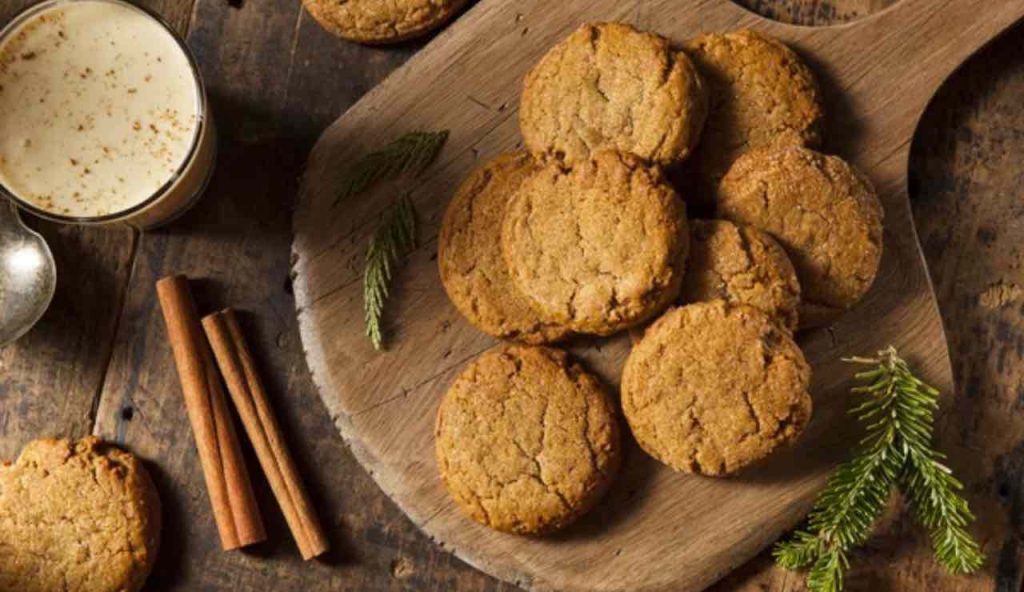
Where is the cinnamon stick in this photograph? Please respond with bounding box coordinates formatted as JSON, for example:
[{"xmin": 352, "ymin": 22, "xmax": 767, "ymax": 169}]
[
  {"xmin": 202, "ymin": 309, "xmax": 329, "ymax": 560},
  {"xmin": 156, "ymin": 276, "xmax": 266, "ymax": 550}
]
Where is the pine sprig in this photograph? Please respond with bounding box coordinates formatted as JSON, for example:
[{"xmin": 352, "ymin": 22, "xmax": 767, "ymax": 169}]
[
  {"xmin": 807, "ymin": 547, "xmax": 848, "ymax": 592},
  {"xmin": 334, "ymin": 131, "xmax": 449, "ymax": 206},
  {"xmin": 341, "ymin": 130, "xmax": 447, "ymax": 350},
  {"xmin": 774, "ymin": 346, "xmax": 983, "ymax": 591},
  {"xmin": 902, "ymin": 446, "xmax": 985, "ymax": 574},
  {"xmin": 363, "ymin": 193, "xmax": 416, "ymax": 350}
]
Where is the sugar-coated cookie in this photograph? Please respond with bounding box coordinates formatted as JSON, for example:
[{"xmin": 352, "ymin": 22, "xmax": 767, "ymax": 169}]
[
  {"xmin": 684, "ymin": 30, "xmax": 823, "ymax": 208},
  {"xmin": 436, "ymin": 345, "xmax": 620, "ymax": 534},
  {"xmin": 622, "ymin": 302, "xmax": 812, "ymax": 476},
  {"xmin": 303, "ymin": 0, "xmax": 467, "ymax": 44},
  {"xmin": 438, "ymin": 153, "xmax": 571, "ymax": 343},
  {"xmin": 0, "ymin": 437, "xmax": 161, "ymax": 592},
  {"xmin": 682, "ymin": 219, "xmax": 801, "ymax": 331},
  {"xmin": 521, "ymin": 22, "xmax": 707, "ymax": 165},
  {"xmin": 501, "ymin": 151, "xmax": 688, "ymax": 336},
  {"xmin": 717, "ymin": 146, "xmax": 883, "ymax": 327}
]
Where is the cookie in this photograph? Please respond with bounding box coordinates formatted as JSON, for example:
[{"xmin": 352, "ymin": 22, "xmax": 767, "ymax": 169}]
[
  {"xmin": 717, "ymin": 146, "xmax": 883, "ymax": 327},
  {"xmin": 682, "ymin": 219, "xmax": 801, "ymax": 332},
  {"xmin": 302, "ymin": 0, "xmax": 467, "ymax": 44},
  {"xmin": 621, "ymin": 302, "xmax": 812, "ymax": 476},
  {"xmin": 0, "ymin": 437, "xmax": 161, "ymax": 592},
  {"xmin": 435, "ymin": 344, "xmax": 621, "ymax": 534},
  {"xmin": 501, "ymin": 151, "xmax": 688, "ymax": 336},
  {"xmin": 520, "ymin": 22, "xmax": 708, "ymax": 165},
  {"xmin": 438, "ymin": 153, "xmax": 570, "ymax": 343},
  {"xmin": 684, "ymin": 30, "xmax": 823, "ymax": 208}
]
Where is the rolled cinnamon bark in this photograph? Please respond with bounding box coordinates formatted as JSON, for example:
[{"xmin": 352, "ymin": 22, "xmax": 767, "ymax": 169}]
[
  {"xmin": 156, "ymin": 275, "xmax": 265, "ymax": 550},
  {"xmin": 202, "ymin": 309, "xmax": 329, "ymax": 560}
]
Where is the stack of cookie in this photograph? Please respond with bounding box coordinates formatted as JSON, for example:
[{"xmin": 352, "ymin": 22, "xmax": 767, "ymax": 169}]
[{"xmin": 435, "ymin": 23, "xmax": 883, "ymax": 534}]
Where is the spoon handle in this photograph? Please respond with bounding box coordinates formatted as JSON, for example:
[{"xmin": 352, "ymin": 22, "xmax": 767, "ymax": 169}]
[
  {"xmin": 0, "ymin": 198, "xmax": 22, "ymax": 233},
  {"xmin": 0, "ymin": 197, "xmax": 56, "ymax": 347}
]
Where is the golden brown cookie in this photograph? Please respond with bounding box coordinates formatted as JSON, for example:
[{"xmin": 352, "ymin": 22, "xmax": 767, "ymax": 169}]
[
  {"xmin": 682, "ymin": 219, "xmax": 801, "ymax": 332},
  {"xmin": 302, "ymin": 0, "xmax": 467, "ymax": 44},
  {"xmin": 435, "ymin": 344, "xmax": 621, "ymax": 534},
  {"xmin": 501, "ymin": 151, "xmax": 688, "ymax": 336},
  {"xmin": 684, "ymin": 30, "xmax": 823, "ymax": 208},
  {"xmin": 438, "ymin": 153, "xmax": 570, "ymax": 343},
  {"xmin": 717, "ymin": 146, "xmax": 883, "ymax": 327},
  {"xmin": 622, "ymin": 301, "xmax": 812, "ymax": 476},
  {"xmin": 0, "ymin": 437, "xmax": 161, "ymax": 592},
  {"xmin": 520, "ymin": 22, "xmax": 708, "ymax": 165}
]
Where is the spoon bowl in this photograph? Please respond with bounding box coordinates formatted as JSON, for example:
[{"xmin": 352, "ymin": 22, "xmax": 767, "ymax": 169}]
[{"xmin": 0, "ymin": 200, "xmax": 55, "ymax": 347}]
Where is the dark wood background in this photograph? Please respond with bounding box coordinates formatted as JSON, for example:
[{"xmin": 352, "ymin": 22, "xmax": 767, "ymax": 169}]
[{"xmin": 0, "ymin": 0, "xmax": 1021, "ymax": 589}]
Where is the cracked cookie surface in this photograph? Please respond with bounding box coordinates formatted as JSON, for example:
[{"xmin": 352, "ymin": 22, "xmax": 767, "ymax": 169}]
[
  {"xmin": 439, "ymin": 153, "xmax": 571, "ymax": 343},
  {"xmin": 435, "ymin": 344, "xmax": 621, "ymax": 534},
  {"xmin": 717, "ymin": 146, "xmax": 883, "ymax": 327},
  {"xmin": 622, "ymin": 301, "xmax": 812, "ymax": 476},
  {"xmin": 501, "ymin": 151, "xmax": 688, "ymax": 336},
  {"xmin": 682, "ymin": 219, "xmax": 801, "ymax": 332},
  {"xmin": 302, "ymin": 0, "xmax": 467, "ymax": 44},
  {"xmin": 520, "ymin": 22, "xmax": 708, "ymax": 165},
  {"xmin": 684, "ymin": 30, "xmax": 823, "ymax": 208},
  {"xmin": 0, "ymin": 437, "xmax": 161, "ymax": 592}
]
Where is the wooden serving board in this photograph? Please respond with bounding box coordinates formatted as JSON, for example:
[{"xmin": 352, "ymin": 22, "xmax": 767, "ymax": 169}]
[{"xmin": 292, "ymin": 1, "xmax": 1024, "ymax": 590}]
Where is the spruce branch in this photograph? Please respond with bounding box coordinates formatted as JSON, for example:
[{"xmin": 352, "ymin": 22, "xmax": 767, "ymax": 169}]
[
  {"xmin": 363, "ymin": 193, "xmax": 416, "ymax": 350},
  {"xmin": 334, "ymin": 130, "xmax": 449, "ymax": 206},
  {"xmin": 774, "ymin": 346, "xmax": 983, "ymax": 591},
  {"xmin": 902, "ymin": 446, "xmax": 985, "ymax": 574},
  {"xmin": 341, "ymin": 130, "xmax": 447, "ymax": 350},
  {"xmin": 807, "ymin": 547, "xmax": 848, "ymax": 592}
]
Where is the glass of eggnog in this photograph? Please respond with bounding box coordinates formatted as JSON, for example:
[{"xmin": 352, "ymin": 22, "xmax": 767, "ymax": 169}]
[{"xmin": 0, "ymin": 0, "xmax": 215, "ymax": 228}]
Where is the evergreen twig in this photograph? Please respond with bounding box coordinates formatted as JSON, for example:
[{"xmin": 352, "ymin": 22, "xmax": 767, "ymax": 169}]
[
  {"xmin": 341, "ymin": 130, "xmax": 447, "ymax": 349},
  {"xmin": 774, "ymin": 346, "xmax": 983, "ymax": 591},
  {"xmin": 363, "ymin": 194, "xmax": 416, "ymax": 350},
  {"xmin": 334, "ymin": 131, "xmax": 449, "ymax": 206}
]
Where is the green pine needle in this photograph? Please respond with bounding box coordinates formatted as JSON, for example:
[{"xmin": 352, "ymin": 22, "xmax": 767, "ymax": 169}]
[
  {"xmin": 807, "ymin": 546, "xmax": 848, "ymax": 592},
  {"xmin": 774, "ymin": 346, "xmax": 983, "ymax": 591},
  {"xmin": 334, "ymin": 131, "xmax": 449, "ymax": 206},
  {"xmin": 363, "ymin": 194, "xmax": 416, "ymax": 350},
  {"xmin": 340, "ymin": 130, "xmax": 447, "ymax": 350}
]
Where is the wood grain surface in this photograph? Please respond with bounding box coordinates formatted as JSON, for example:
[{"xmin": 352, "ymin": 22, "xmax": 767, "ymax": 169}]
[
  {"xmin": 292, "ymin": 0, "xmax": 1023, "ymax": 589},
  {"xmin": 0, "ymin": 0, "xmax": 1022, "ymax": 590}
]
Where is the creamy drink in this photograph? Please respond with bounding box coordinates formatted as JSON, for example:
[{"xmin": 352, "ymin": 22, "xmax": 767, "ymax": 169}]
[{"xmin": 0, "ymin": 0, "xmax": 214, "ymax": 227}]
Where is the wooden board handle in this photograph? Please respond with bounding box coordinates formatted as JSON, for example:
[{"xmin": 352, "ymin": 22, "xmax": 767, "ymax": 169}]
[
  {"xmin": 750, "ymin": 0, "xmax": 1024, "ymax": 183},
  {"xmin": 838, "ymin": 0, "xmax": 1024, "ymax": 123}
]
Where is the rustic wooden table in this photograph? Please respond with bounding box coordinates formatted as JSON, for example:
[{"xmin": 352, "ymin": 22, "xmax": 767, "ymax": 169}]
[{"xmin": 0, "ymin": 0, "xmax": 1020, "ymax": 590}]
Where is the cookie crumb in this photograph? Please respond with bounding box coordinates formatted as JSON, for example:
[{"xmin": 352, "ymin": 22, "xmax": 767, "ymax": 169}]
[{"xmin": 979, "ymin": 280, "xmax": 1022, "ymax": 309}]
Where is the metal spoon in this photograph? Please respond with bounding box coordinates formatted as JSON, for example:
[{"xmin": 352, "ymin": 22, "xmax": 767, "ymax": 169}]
[{"xmin": 0, "ymin": 199, "xmax": 55, "ymax": 347}]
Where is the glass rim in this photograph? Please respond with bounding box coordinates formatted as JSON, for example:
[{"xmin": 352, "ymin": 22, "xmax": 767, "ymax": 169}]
[{"xmin": 0, "ymin": 0, "xmax": 208, "ymax": 224}]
